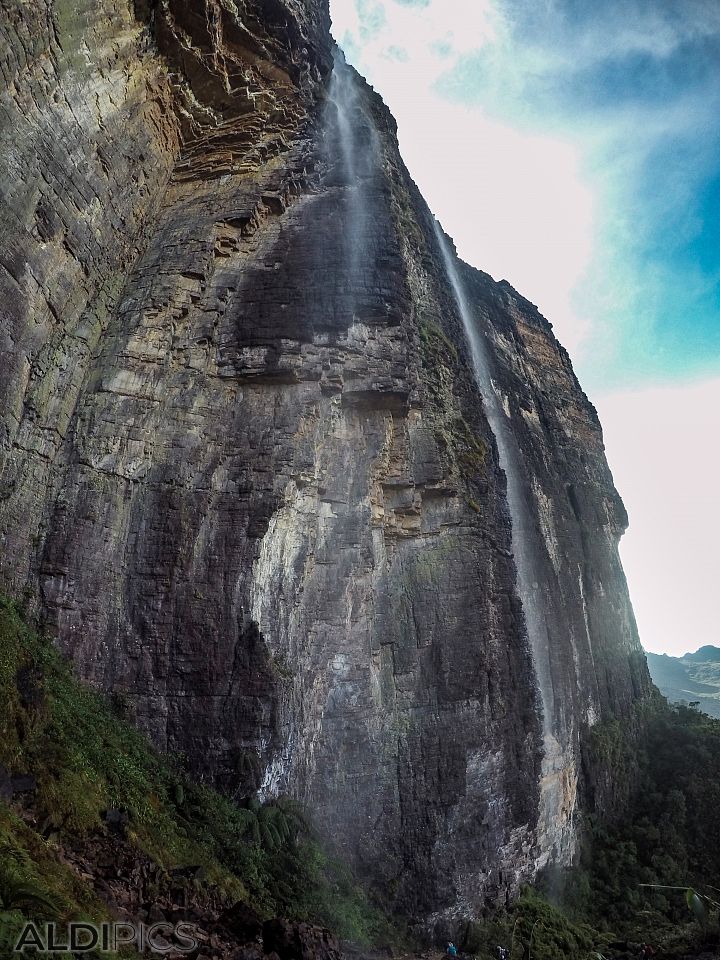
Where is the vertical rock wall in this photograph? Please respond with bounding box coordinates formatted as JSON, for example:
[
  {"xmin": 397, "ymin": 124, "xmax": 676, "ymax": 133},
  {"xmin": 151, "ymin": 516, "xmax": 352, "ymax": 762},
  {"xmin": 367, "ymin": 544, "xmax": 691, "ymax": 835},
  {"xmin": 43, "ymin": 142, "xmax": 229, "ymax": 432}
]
[
  {"xmin": 0, "ymin": 0, "xmax": 181, "ymax": 580},
  {"xmin": 0, "ymin": 0, "xmax": 650, "ymax": 926}
]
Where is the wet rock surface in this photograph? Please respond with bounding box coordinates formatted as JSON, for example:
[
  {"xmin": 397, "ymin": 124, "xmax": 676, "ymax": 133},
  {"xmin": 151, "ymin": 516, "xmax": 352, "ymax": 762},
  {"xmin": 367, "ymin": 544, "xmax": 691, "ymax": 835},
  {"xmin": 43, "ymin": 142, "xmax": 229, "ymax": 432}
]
[{"xmin": 0, "ymin": 0, "xmax": 650, "ymax": 926}]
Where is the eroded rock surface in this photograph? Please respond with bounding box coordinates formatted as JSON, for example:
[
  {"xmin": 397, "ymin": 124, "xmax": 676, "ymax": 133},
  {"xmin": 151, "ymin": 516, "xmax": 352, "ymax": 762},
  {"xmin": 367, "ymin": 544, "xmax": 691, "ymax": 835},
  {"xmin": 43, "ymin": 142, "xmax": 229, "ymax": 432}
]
[{"xmin": 0, "ymin": 0, "xmax": 650, "ymax": 926}]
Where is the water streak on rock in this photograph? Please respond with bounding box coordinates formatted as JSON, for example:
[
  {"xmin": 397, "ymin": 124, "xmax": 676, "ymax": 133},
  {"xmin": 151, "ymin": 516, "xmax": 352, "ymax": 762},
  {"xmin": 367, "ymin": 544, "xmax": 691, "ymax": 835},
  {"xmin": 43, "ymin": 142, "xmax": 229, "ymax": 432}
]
[
  {"xmin": 325, "ymin": 49, "xmax": 380, "ymax": 316},
  {"xmin": 432, "ymin": 220, "xmax": 577, "ymax": 864}
]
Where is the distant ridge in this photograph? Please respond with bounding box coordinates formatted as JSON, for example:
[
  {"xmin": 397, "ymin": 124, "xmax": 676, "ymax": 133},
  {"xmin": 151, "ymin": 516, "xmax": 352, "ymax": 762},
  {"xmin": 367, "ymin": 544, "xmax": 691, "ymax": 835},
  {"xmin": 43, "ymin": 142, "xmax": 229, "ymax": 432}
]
[
  {"xmin": 685, "ymin": 644, "xmax": 720, "ymax": 662},
  {"xmin": 646, "ymin": 647, "xmax": 720, "ymax": 718}
]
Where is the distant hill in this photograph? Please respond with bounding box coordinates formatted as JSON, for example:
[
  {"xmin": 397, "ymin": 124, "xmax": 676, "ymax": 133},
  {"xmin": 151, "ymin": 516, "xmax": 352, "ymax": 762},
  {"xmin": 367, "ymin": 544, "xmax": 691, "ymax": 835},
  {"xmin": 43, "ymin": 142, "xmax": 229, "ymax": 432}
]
[
  {"xmin": 684, "ymin": 644, "xmax": 720, "ymax": 663},
  {"xmin": 646, "ymin": 646, "xmax": 720, "ymax": 719}
]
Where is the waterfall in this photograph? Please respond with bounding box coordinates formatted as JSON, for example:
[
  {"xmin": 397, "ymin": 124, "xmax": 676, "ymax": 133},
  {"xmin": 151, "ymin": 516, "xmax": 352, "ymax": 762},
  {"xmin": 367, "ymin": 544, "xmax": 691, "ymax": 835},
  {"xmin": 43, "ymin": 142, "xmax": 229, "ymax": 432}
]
[
  {"xmin": 327, "ymin": 48, "xmax": 379, "ymax": 184},
  {"xmin": 328, "ymin": 50, "xmax": 361, "ymax": 184},
  {"xmin": 325, "ymin": 49, "xmax": 379, "ymax": 317},
  {"xmin": 326, "ymin": 47, "xmax": 576, "ymax": 862},
  {"xmin": 432, "ymin": 221, "xmax": 577, "ymax": 864},
  {"xmin": 251, "ymin": 52, "xmax": 381, "ymax": 802}
]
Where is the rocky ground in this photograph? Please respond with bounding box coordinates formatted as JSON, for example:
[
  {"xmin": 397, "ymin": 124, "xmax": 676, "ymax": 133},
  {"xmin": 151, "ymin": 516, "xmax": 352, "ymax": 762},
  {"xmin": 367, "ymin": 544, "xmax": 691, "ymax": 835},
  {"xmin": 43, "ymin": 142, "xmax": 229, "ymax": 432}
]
[{"xmin": 3, "ymin": 787, "xmax": 345, "ymax": 960}]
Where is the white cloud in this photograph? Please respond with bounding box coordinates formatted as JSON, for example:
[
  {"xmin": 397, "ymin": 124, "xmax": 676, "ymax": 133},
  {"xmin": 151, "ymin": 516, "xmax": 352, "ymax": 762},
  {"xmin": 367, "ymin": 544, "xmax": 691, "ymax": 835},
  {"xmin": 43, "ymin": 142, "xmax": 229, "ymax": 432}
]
[
  {"xmin": 331, "ymin": 0, "xmax": 500, "ymax": 65},
  {"xmin": 595, "ymin": 378, "xmax": 720, "ymax": 656}
]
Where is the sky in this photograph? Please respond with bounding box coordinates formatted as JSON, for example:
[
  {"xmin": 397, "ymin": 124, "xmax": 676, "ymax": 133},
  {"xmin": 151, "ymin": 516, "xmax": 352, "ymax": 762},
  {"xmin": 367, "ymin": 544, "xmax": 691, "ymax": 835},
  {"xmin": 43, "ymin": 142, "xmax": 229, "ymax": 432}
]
[{"xmin": 329, "ymin": 0, "xmax": 720, "ymax": 656}]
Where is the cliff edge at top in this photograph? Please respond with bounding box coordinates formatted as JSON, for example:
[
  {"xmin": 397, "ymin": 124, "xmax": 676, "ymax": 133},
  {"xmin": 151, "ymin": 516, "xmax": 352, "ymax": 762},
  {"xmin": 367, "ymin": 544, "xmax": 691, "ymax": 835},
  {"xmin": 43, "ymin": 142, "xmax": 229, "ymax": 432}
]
[{"xmin": 0, "ymin": 0, "xmax": 650, "ymax": 929}]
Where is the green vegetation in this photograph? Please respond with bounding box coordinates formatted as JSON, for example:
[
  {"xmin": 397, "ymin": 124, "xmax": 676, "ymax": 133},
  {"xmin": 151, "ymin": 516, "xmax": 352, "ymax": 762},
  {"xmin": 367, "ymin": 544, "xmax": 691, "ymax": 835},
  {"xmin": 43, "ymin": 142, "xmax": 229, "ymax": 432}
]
[
  {"xmin": 461, "ymin": 887, "xmax": 608, "ymax": 960},
  {"xmin": 455, "ymin": 415, "xmax": 488, "ymax": 476},
  {"xmin": 269, "ymin": 652, "xmax": 295, "ymax": 681},
  {"xmin": 0, "ymin": 806, "xmax": 107, "ymax": 954},
  {"xmin": 419, "ymin": 318, "xmax": 458, "ymax": 363},
  {"xmin": 5, "ymin": 590, "xmax": 720, "ymax": 958},
  {"xmin": 434, "ymin": 413, "xmax": 488, "ymax": 489},
  {"xmin": 0, "ymin": 596, "xmax": 396, "ymax": 948},
  {"xmin": 544, "ymin": 702, "xmax": 720, "ymax": 957}
]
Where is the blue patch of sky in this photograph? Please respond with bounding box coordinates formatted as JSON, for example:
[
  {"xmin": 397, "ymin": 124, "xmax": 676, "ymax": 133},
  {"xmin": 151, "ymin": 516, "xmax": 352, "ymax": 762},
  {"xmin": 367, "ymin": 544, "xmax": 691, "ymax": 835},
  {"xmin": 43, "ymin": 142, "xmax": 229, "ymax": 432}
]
[
  {"xmin": 586, "ymin": 114, "xmax": 720, "ymax": 385},
  {"xmin": 550, "ymin": 40, "xmax": 720, "ymax": 113},
  {"xmin": 692, "ymin": 175, "xmax": 720, "ymax": 276},
  {"xmin": 432, "ymin": 2, "xmax": 720, "ymax": 386}
]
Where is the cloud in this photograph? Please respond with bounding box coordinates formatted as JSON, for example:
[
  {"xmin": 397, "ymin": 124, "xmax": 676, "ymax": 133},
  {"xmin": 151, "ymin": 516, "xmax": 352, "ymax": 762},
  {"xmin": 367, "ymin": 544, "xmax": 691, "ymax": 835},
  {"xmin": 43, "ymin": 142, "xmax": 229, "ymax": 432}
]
[
  {"xmin": 493, "ymin": 0, "xmax": 720, "ymax": 74},
  {"xmin": 384, "ymin": 44, "xmax": 409, "ymax": 62},
  {"xmin": 330, "ymin": 0, "xmax": 500, "ymax": 71},
  {"xmin": 595, "ymin": 377, "xmax": 720, "ymax": 656},
  {"xmin": 355, "ymin": 0, "xmax": 386, "ymax": 41}
]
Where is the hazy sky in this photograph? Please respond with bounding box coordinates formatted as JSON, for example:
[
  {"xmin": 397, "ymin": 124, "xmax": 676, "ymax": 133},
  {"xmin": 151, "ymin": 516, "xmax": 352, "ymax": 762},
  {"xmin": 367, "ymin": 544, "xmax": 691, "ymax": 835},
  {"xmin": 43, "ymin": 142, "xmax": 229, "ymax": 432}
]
[{"xmin": 329, "ymin": 0, "xmax": 720, "ymax": 656}]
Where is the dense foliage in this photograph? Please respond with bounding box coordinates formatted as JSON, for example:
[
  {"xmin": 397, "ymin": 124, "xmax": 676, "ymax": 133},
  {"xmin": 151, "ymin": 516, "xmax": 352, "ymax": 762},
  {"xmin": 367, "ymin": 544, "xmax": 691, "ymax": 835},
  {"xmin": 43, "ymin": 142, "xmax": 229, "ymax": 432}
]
[
  {"xmin": 0, "ymin": 596, "xmax": 395, "ymax": 950},
  {"xmin": 461, "ymin": 887, "xmax": 607, "ymax": 960},
  {"xmin": 546, "ymin": 703, "xmax": 720, "ymax": 957}
]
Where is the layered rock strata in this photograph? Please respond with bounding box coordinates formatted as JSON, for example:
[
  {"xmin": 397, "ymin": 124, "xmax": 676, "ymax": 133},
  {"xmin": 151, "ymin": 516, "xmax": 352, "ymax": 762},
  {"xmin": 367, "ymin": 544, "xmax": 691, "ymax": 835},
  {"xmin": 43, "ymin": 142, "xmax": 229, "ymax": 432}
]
[{"xmin": 0, "ymin": 0, "xmax": 650, "ymax": 925}]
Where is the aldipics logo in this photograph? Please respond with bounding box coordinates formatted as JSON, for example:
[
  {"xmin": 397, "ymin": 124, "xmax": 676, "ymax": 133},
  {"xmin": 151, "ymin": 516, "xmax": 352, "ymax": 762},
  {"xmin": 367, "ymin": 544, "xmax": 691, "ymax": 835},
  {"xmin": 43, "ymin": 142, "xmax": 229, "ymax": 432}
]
[{"xmin": 10, "ymin": 921, "xmax": 200, "ymax": 954}]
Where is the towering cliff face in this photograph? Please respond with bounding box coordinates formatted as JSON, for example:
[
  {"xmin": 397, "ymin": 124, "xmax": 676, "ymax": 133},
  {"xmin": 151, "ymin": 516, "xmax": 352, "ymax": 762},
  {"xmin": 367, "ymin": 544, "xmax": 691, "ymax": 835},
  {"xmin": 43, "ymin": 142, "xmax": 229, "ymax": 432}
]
[{"xmin": 0, "ymin": 0, "xmax": 650, "ymax": 927}]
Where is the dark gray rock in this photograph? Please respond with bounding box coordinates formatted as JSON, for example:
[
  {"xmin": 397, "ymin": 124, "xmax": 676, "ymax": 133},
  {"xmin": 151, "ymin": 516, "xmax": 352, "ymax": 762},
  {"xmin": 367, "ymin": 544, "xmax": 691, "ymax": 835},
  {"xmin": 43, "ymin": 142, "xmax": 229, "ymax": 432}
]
[
  {"xmin": 231, "ymin": 948, "xmax": 264, "ymax": 960},
  {"xmin": 262, "ymin": 920, "xmax": 341, "ymax": 960},
  {"xmin": 101, "ymin": 809, "xmax": 130, "ymax": 834},
  {"xmin": 0, "ymin": 765, "xmax": 13, "ymax": 801},
  {"xmin": 0, "ymin": 765, "xmax": 37, "ymax": 800},
  {"xmin": 219, "ymin": 902, "xmax": 264, "ymax": 944},
  {"xmin": 10, "ymin": 773, "xmax": 37, "ymax": 796},
  {"xmin": 0, "ymin": 0, "xmax": 651, "ymax": 928}
]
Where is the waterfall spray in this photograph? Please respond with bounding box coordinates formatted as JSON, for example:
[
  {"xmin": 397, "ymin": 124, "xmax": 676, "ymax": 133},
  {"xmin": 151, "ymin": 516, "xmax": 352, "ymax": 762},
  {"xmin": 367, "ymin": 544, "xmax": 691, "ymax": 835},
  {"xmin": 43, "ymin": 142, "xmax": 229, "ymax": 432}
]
[
  {"xmin": 432, "ymin": 221, "xmax": 577, "ymax": 864},
  {"xmin": 325, "ymin": 48, "xmax": 383, "ymax": 326},
  {"xmin": 328, "ymin": 51, "xmax": 362, "ymax": 184}
]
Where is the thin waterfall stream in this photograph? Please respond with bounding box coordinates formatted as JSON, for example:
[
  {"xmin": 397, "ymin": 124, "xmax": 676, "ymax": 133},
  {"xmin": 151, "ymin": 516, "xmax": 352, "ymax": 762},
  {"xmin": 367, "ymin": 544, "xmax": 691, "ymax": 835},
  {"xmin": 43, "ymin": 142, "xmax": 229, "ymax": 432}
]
[
  {"xmin": 255, "ymin": 52, "xmax": 381, "ymax": 801},
  {"xmin": 326, "ymin": 49, "xmax": 380, "ymax": 320},
  {"xmin": 432, "ymin": 221, "xmax": 576, "ymax": 862},
  {"xmin": 327, "ymin": 49, "xmax": 576, "ymax": 861}
]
